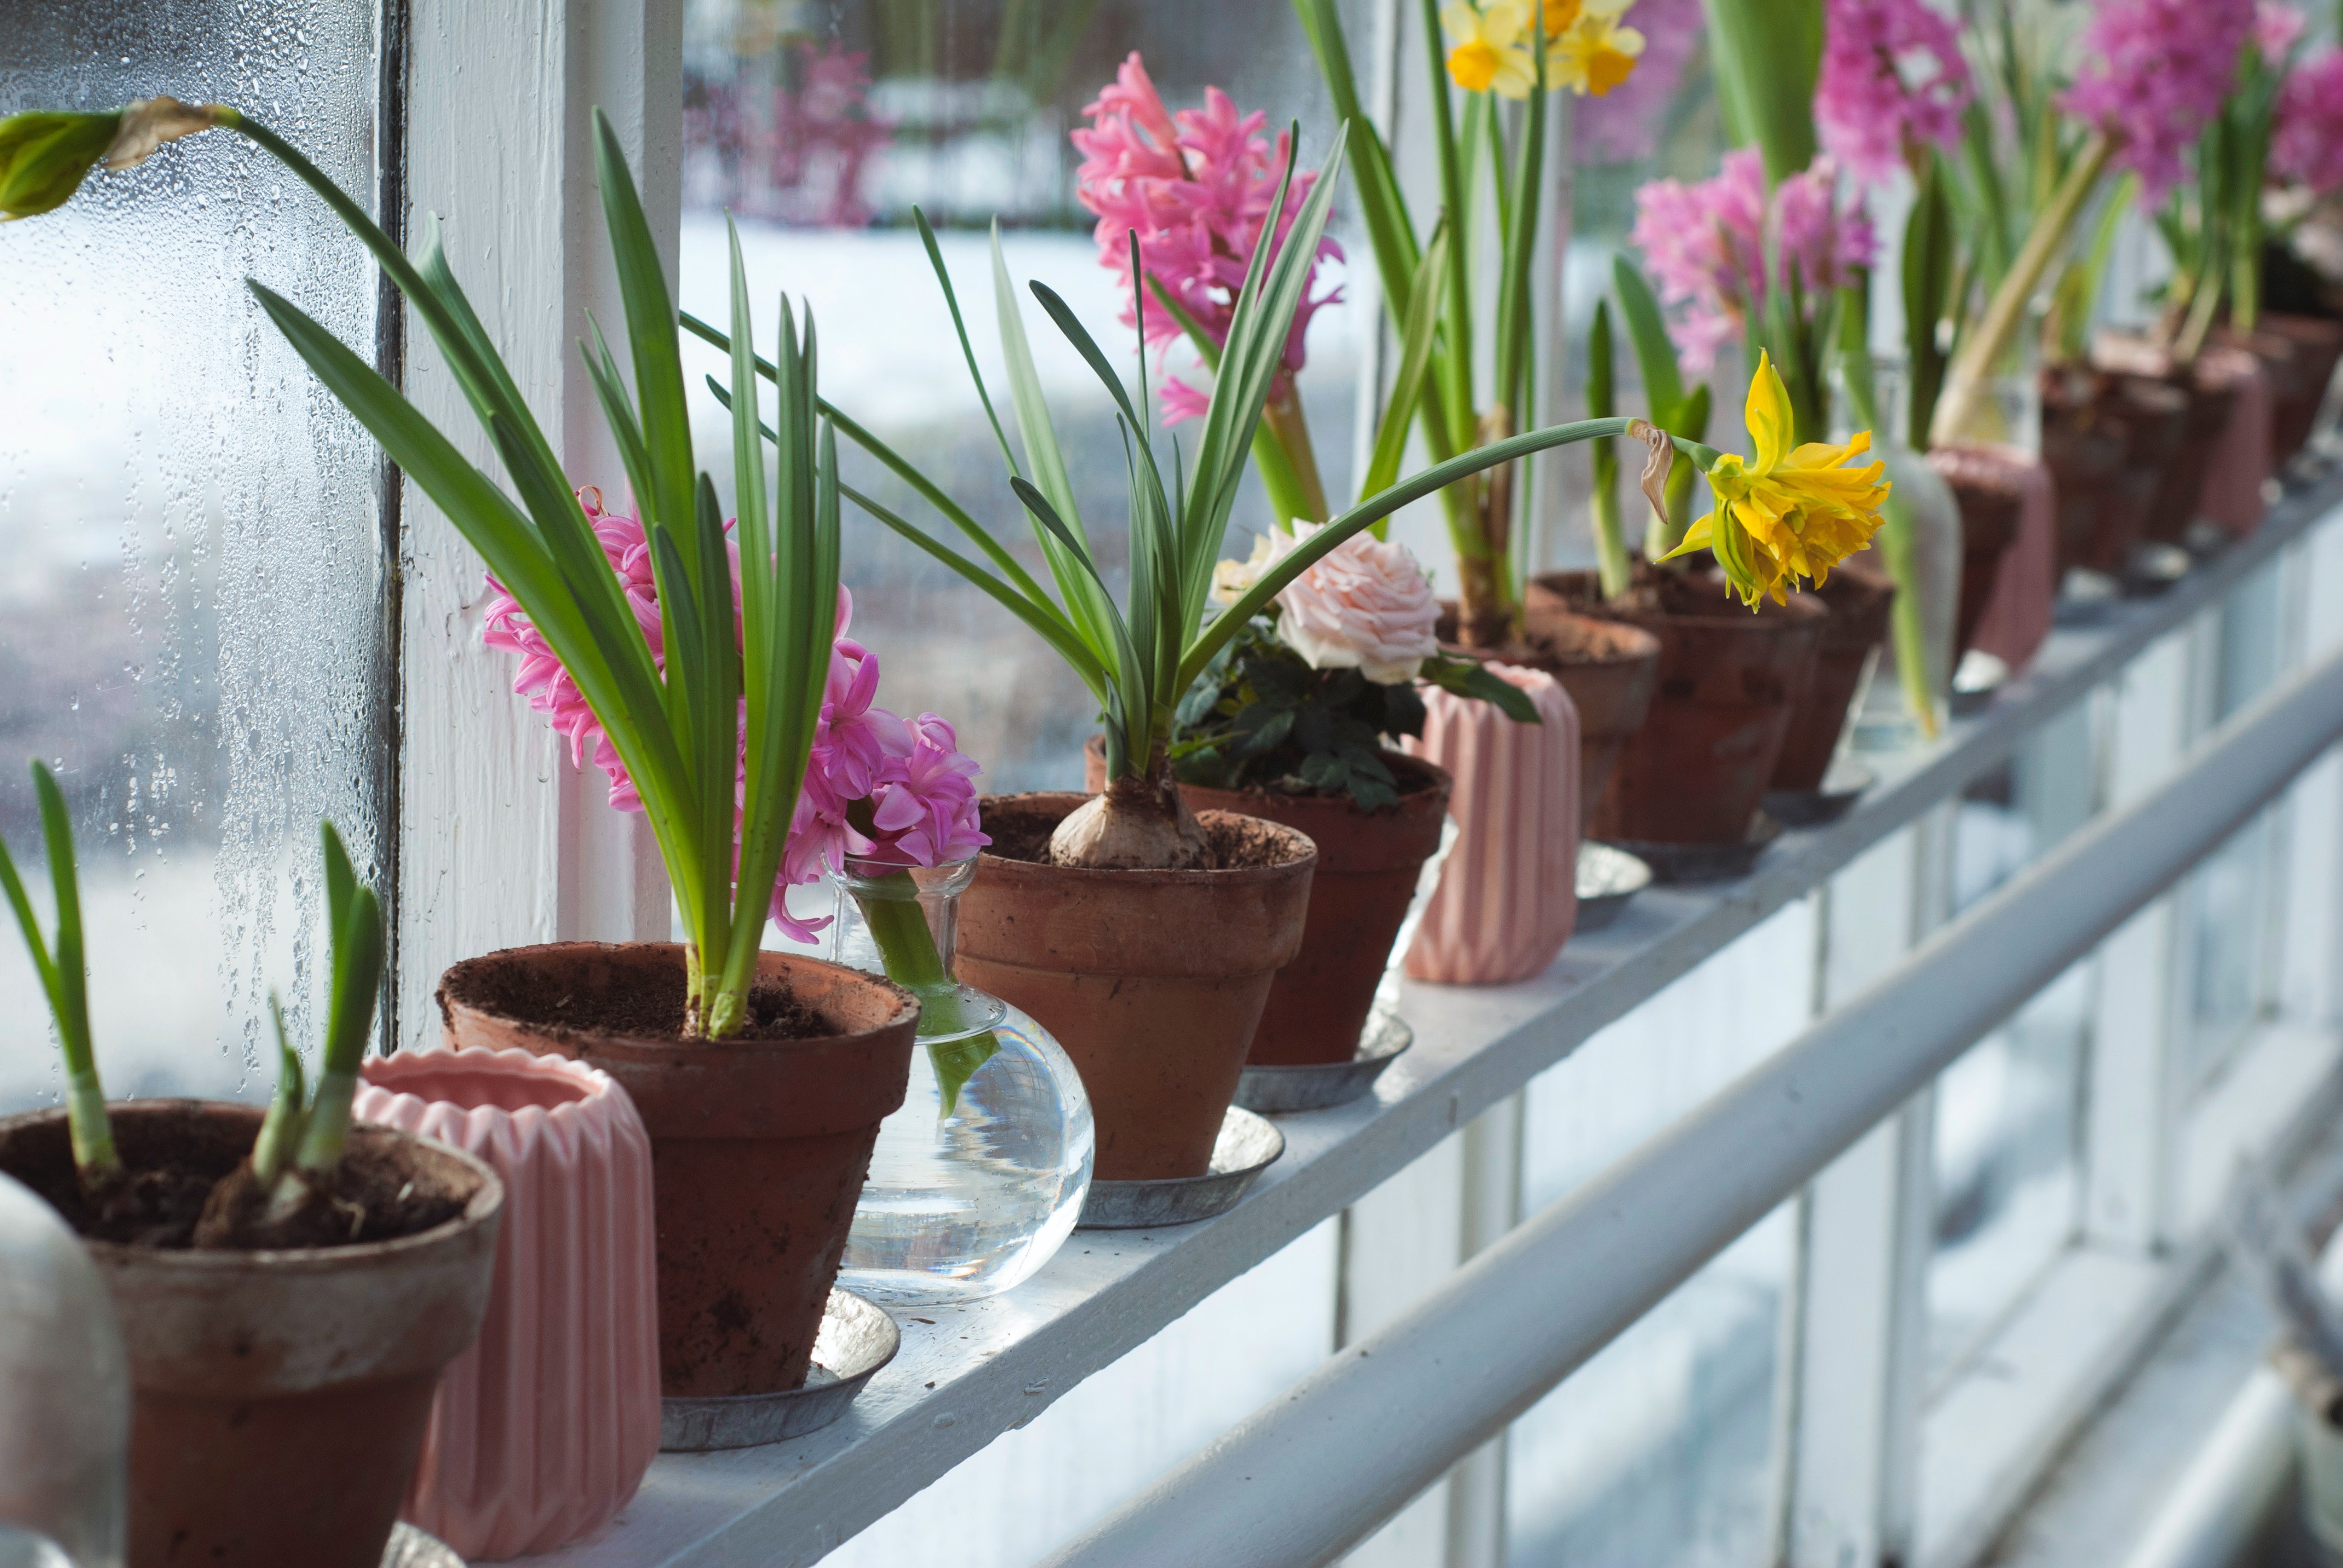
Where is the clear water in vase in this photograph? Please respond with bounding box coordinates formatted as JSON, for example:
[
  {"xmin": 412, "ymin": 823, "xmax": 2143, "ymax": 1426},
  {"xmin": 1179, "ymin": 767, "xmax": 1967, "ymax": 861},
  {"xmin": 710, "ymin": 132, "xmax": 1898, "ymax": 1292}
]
[{"xmin": 826, "ymin": 856, "xmax": 1093, "ymax": 1305}]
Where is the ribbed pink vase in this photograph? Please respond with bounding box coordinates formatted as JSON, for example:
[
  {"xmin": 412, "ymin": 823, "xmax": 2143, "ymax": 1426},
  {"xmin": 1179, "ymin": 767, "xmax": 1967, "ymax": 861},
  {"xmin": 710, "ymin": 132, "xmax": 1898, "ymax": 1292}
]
[
  {"xmin": 1401, "ymin": 664, "xmax": 1579, "ymax": 984},
  {"xmin": 355, "ymin": 1047, "xmax": 660, "ymax": 1560},
  {"xmin": 2198, "ymin": 346, "xmax": 2275, "ymax": 538}
]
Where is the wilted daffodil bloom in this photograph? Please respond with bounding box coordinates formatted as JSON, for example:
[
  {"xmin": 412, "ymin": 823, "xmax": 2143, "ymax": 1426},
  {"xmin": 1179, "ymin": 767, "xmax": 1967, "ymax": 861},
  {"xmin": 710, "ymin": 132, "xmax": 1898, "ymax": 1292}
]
[
  {"xmin": 0, "ymin": 96, "xmax": 228, "ymax": 220},
  {"xmin": 1651, "ymin": 353, "xmax": 1892, "ymax": 608}
]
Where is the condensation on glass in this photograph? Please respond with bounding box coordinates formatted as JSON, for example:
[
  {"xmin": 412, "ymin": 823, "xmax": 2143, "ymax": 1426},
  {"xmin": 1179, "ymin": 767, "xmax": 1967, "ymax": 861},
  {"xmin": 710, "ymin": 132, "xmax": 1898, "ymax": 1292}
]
[{"xmin": 0, "ymin": 1, "xmax": 392, "ymax": 1112}]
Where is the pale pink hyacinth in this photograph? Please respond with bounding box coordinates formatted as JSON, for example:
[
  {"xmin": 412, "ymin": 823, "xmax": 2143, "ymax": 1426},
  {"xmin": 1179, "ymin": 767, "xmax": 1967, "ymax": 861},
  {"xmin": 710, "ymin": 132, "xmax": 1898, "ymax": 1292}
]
[
  {"xmin": 480, "ymin": 486, "xmax": 988, "ymax": 943},
  {"xmin": 1217, "ymin": 524, "xmax": 1440, "ymax": 684},
  {"xmin": 2257, "ymin": 3, "xmax": 2309, "ymax": 63},
  {"xmin": 2061, "ymin": 0, "xmax": 2256, "ymax": 204},
  {"xmin": 1575, "ymin": 0, "xmax": 1702, "ymax": 165},
  {"xmin": 2276, "ymin": 44, "xmax": 2343, "ymax": 192},
  {"xmin": 1814, "ymin": 0, "xmax": 1973, "ymax": 187},
  {"xmin": 1072, "ymin": 52, "xmax": 1343, "ymax": 425},
  {"xmin": 1629, "ymin": 149, "xmax": 1875, "ymax": 371}
]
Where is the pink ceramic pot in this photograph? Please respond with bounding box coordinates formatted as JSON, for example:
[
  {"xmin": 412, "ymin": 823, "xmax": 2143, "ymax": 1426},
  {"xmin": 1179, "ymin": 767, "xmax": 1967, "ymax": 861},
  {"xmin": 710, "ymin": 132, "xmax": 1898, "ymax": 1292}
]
[
  {"xmin": 355, "ymin": 1047, "xmax": 659, "ymax": 1560},
  {"xmin": 1934, "ymin": 443, "xmax": 2058, "ymax": 679},
  {"xmin": 1401, "ymin": 663, "xmax": 1579, "ymax": 984},
  {"xmin": 2197, "ymin": 345, "xmax": 2275, "ymax": 538}
]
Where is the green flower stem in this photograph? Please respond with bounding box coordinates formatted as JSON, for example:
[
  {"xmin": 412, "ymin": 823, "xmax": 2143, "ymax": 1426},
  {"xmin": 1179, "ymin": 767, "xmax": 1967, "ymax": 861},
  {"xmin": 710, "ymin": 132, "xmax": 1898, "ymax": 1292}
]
[
  {"xmin": 0, "ymin": 761, "xmax": 117, "ymax": 1184},
  {"xmin": 1932, "ymin": 131, "xmax": 2109, "ymax": 448},
  {"xmin": 1877, "ymin": 490, "xmax": 1941, "ymax": 741},
  {"xmin": 854, "ymin": 872, "xmax": 999, "ymax": 1117}
]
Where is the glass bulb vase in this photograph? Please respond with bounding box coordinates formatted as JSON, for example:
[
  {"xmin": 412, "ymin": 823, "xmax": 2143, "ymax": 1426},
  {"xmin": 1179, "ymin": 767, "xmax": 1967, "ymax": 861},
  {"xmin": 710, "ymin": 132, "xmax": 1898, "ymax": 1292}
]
[{"xmin": 831, "ymin": 855, "xmax": 1093, "ymax": 1305}]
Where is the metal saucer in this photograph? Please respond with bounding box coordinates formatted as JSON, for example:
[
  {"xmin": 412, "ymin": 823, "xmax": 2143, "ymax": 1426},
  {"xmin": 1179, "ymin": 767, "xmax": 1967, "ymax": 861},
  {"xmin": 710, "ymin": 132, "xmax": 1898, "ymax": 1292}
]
[
  {"xmin": 1236, "ymin": 1011, "xmax": 1412, "ymax": 1114},
  {"xmin": 1949, "ymin": 649, "xmax": 2010, "ymax": 716},
  {"xmin": 2123, "ymin": 541, "xmax": 2194, "ymax": 596},
  {"xmin": 659, "ymin": 1286, "xmax": 900, "ymax": 1452},
  {"xmin": 1761, "ymin": 758, "xmax": 1877, "ymax": 829},
  {"xmin": 1078, "ymin": 1106, "xmax": 1285, "ymax": 1229},
  {"xmin": 383, "ymin": 1524, "xmax": 465, "ymax": 1567},
  {"xmin": 1604, "ymin": 811, "xmax": 1784, "ymax": 885},
  {"xmin": 2054, "ymin": 567, "xmax": 2122, "ymax": 626},
  {"xmin": 1573, "ymin": 841, "xmax": 1653, "ymax": 933}
]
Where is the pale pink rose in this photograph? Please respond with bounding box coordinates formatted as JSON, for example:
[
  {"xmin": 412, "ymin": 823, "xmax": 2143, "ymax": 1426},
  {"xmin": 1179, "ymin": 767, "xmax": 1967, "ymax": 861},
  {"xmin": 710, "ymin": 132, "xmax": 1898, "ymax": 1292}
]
[{"xmin": 1263, "ymin": 524, "xmax": 1440, "ymax": 685}]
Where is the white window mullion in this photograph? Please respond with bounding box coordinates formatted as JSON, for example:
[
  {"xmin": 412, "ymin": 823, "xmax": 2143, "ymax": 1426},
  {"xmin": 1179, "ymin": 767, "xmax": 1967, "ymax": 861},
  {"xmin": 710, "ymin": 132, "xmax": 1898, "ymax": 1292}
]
[{"xmin": 397, "ymin": 0, "xmax": 680, "ymax": 1046}]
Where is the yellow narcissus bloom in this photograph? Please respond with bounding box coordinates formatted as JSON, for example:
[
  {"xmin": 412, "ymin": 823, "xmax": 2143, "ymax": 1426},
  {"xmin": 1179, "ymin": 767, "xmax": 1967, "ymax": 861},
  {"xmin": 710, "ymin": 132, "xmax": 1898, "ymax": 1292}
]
[
  {"xmin": 1550, "ymin": 1, "xmax": 1645, "ymax": 96},
  {"xmin": 1443, "ymin": 1, "xmax": 1539, "ymax": 99},
  {"xmin": 1660, "ymin": 352, "xmax": 1892, "ymax": 608}
]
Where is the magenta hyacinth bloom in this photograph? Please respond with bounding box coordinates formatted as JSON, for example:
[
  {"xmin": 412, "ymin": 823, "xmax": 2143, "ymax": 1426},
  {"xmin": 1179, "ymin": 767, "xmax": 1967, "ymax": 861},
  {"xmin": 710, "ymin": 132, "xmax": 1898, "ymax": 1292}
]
[
  {"xmin": 1630, "ymin": 149, "xmax": 1875, "ymax": 372},
  {"xmin": 2276, "ymin": 44, "xmax": 2343, "ymax": 192},
  {"xmin": 1072, "ymin": 51, "xmax": 1342, "ymax": 425},
  {"xmin": 2061, "ymin": 0, "xmax": 2256, "ymax": 203},
  {"xmin": 1814, "ymin": 0, "xmax": 1973, "ymax": 186},
  {"xmin": 480, "ymin": 488, "xmax": 988, "ymax": 944},
  {"xmin": 1575, "ymin": 0, "xmax": 1703, "ymax": 164}
]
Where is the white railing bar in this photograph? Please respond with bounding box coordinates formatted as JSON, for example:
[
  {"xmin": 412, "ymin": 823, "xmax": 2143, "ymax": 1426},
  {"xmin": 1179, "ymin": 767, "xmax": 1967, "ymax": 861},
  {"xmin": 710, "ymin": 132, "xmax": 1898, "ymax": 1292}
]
[{"xmin": 1038, "ymin": 638, "xmax": 2343, "ymax": 1568}]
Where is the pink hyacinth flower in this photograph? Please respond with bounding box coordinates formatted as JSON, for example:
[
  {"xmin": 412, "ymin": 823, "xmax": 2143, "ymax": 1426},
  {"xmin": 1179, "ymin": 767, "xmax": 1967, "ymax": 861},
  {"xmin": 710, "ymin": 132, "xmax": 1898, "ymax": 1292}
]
[
  {"xmin": 865, "ymin": 714, "xmax": 991, "ymax": 867},
  {"xmin": 2061, "ymin": 0, "xmax": 2256, "ymax": 204},
  {"xmin": 1814, "ymin": 0, "xmax": 1974, "ymax": 188},
  {"xmin": 1628, "ymin": 149, "xmax": 1871, "ymax": 373},
  {"xmin": 2276, "ymin": 44, "xmax": 2343, "ymax": 192},
  {"xmin": 1072, "ymin": 51, "xmax": 1343, "ymax": 426}
]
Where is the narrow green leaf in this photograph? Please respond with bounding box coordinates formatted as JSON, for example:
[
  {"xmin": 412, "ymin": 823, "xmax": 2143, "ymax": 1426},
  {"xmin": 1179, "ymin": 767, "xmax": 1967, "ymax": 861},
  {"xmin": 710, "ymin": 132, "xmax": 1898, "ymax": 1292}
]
[{"xmin": 1360, "ymin": 223, "xmax": 1450, "ymax": 505}]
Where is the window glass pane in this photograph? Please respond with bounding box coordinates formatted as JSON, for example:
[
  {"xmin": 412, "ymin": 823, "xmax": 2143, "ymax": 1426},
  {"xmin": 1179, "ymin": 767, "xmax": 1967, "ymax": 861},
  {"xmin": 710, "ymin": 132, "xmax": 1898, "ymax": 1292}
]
[
  {"xmin": 1509, "ymin": 902, "xmax": 1816, "ymax": 1564},
  {"xmin": 680, "ymin": 0, "xmax": 1363, "ymax": 792},
  {"xmin": 1930, "ymin": 704, "xmax": 2097, "ymax": 1376},
  {"xmin": 1, "ymin": 2, "xmax": 390, "ymax": 1111}
]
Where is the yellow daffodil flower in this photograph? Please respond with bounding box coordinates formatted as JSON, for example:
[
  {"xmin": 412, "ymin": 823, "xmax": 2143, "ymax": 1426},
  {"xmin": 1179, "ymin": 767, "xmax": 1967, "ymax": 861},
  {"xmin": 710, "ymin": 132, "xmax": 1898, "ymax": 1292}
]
[
  {"xmin": 1660, "ymin": 353, "xmax": 1892, "ymax": 608},
  {"xmin": 1443, "ymin": 1, "xmax": 1539, "ymax": 99},
  {"xmin": 1551, "ymin": 3, "xmax": 1645, "ymax": 96}
]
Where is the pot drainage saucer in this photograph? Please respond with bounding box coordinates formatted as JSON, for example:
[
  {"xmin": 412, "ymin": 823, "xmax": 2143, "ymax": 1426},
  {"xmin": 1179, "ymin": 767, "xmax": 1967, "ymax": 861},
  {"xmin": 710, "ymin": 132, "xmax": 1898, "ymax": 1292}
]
[
  {"xmin": 1761, "ymin": 759, "xmax": 1877, "ymax": 829},
  {"xmin": 1573, "ymin": 842, "xmax": 1653, "ymax": 933},
  {"xmin": 383, "ymin": 1524, "xmax": 464, "ymax": 1567},
  {"xmin": 1236, "ymin": 1011, "xmax": 1412, "ymax": 1114},
  {"xmin": 1078, "ymin": 1107, "xmax": 1284, "ymax": 1229},
  {"xmin": 659, "ymin": 1286, "xmax": 900, "ymax": 1452},
  {"xmin": 1604, "ymin": 812, "xmax": 1783, "ymax": 885},
  {"xmin": 2123, "ymin": 541, "xmax": 2193, "ymax": 596}
]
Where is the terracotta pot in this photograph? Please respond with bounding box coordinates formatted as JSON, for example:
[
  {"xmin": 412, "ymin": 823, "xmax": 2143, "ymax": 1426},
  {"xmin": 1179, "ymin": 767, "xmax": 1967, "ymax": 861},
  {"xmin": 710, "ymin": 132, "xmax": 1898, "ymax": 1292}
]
[
  {"xmin": 2098, "ymin": 378, "xmax": 2191, "ymax": 571},
  {"xmin": 1084, "ymin": 742, "xmax": 1449, "ymax": 1066},
  {"xmin": 2095, "ymin": 335, "xmax": 2247, "ymax": 543},
  {"xmin": 1511, "ymin": 607, "xmax": 1661, "ymax": 835},
  {"xmin": 436, "ymin": 942, "xmax": 917, "ymax": 1400},
  {"xmin": 955, "ymin": 794, "xmax": 1316, "ymax": 1180},
  {"xmin": 1768, "ymin": 560, "xmax": 1895, "ymax": 791},
  {"xmin": 0, "ymin": 1101, "xmax": 502, "ymax": 1568},
  {"xmin": 2195, "ymin": 345, "xmax": 2275, "ymax": 538},
  {"xmin": 1933, "ymin": 444, "xmax": 2059, "ymax": 678},
  {"xmin": 1930, "ymin": 450, "xmax": 2022, "ymax": 658},
  {"xmin": 1538, "ymin": 572, "xmax": 1824, "ymax": 844},
  {"xmin": 2039, "ymin": 367, "xmax": 2128, "ymax": 578},
  {"xmin": 1401, "ymin": 664, "xmax": 1580, "ymax": 984},
  {"xmin": 2256, "ymin": 312, "xmax": 2343, "ymax": 463},
  {"xmin": 355, "ymin": 1047, "xmax": 660, "ymax": 1560}
]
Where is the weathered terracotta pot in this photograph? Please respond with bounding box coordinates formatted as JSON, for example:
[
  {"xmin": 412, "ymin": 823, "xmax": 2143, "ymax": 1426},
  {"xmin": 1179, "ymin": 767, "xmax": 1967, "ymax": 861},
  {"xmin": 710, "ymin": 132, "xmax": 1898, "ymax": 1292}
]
[
  {"xmin": 0, "ymin": 1101, "xmax": 502, "ymax": 1568},
  {"xmin": 2040, "ymin": 367, "xmax": 2128, "ymax": 578},
  {"xmin": 1932, "ymin": 449, "xmax": 2021, "ymax": 658},
  {"xmin": 1512, "ymin": 603, "xmax": 1661, "ymax": 835},
  {"xmin": 2094, "ymin": 335, "xmax": 2248, "ymax": 543},
  {"xmin": 2255, "ymin": 312, "xmax": 2343, "ymax": 463},
  {"xmin": 1769, "ymin": 560, "xmax": 1895, "ymax": 791},
  {"xmin": 1084, "ymin": 742, "xmax": 1449, "ymax": 1066},
  {"xmin": 1529, "ymin": 571, "xmax": 1822, "ymax": 845},
  {"xmin": 1934, "ymin": 444, "xmax": 2059, "ymax": 678},
  {"xmin": 2197, "ymin": 345, "xmax": 2275, "ymax": 538},
  {"xmin": 355, "ymin": 1047, "xmax": 659, "ymax": 1560},
  {"xmin": 436, "ymin": 943, "xmax": 917, "ymax": 1400},
  {"xmin": 1400, "ymin": 664, "xmax": 1580, "ymax": 984},
  {"xmin": 955, "ymin": 794, "xmax": 1316, "ymax": 1180}
]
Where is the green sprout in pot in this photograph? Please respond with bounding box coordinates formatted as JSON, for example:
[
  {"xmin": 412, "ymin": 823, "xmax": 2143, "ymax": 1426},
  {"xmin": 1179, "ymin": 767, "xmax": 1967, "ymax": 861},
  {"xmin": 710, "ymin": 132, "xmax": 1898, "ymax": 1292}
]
[
  {"xmin": 0, "ymin": 762, "xmax": 116, "ymax": 1195},
  {"xmin": 693, "ymin": 128, "xmax": 1689, "ymax": 871},
  {"xmin": 4, "ymin": 96, "xmax": 842, "ymax": 1041},
  {"xmin": 192, "ymin": 823, "xmax": 382, "ymax": 1247},
  {"xmin": 1587, "ymin": 256, "xmax": 1714, "ymax": 599}
]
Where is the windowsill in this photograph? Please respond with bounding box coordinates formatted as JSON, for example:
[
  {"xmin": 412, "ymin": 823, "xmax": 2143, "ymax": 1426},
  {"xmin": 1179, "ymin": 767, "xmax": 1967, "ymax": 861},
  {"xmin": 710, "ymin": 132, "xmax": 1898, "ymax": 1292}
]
[
  {"xmin": 1919, "ymin": 1020, "xmax": 2343, "ymax": 1568},
  {"xmin": 539, "ymin": 469, "xmax": 2343, "ymax": 1568}
]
